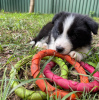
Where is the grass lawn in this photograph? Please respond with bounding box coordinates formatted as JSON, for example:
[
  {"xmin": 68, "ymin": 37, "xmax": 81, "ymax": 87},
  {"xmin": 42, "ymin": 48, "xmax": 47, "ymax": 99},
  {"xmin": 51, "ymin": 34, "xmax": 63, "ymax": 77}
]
[{"xmin": 0, "ymin": 12, "xmax": 99, "ymax": 100}]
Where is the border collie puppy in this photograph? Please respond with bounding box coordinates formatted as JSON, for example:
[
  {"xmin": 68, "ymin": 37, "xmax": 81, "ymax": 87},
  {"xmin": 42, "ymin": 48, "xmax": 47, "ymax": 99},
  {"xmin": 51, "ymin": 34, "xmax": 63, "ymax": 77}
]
[{"xmin": 30, "ymin": 12, "xmax": 98, "ymax": 61}]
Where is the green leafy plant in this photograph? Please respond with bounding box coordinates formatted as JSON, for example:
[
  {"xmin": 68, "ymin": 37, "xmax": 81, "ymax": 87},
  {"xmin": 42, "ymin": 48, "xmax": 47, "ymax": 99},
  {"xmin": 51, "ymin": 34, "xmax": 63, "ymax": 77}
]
[{"xmin": 89, "ymin": 11, "xmax": 95, "ymax": 17}]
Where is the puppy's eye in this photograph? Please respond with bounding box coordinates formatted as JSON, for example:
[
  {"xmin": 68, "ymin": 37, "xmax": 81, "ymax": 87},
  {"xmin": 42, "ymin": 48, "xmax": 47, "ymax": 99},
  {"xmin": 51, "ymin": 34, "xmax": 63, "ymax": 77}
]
[
  {"xmin": 58, "ymin": 27, "xmax": 63, "ymax": 34},
  {"xmin": 58, "ymin": 23, "xmax": 63, "ymax": 34},
  {"xmin": 57, "ymin": 30, "xmax": 61, "ymax": 35},
  {"xmin": 57, "ymin": 30, "xmax": 62, "ymax": 35}
]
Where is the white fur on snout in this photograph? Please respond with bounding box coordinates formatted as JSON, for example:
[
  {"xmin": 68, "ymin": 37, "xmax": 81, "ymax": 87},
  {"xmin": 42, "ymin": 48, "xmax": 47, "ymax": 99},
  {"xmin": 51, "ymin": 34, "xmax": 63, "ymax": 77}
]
[
  {"xmin": 55, "ymin": 36, "xmax": 72, "ymax": 54},
  {"xmin": 54, "ymin": 15, "xmax": 75, "ymax": 54}
]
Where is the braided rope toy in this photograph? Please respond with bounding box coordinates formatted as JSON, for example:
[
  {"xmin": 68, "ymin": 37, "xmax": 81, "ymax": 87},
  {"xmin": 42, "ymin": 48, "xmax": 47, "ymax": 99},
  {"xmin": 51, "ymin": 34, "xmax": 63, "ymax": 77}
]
[
  {"xmin": 80, "ymin": 62, "xmax": 99, "ymax": 92},
  {"xmin": 10, "ymin": 55, "xmax": 46, "ymax": 100},
  {"xmin": 10, "ymin": 55, "xmax": 68, "ymax": 99},
  {"xmin": 10, "ymin": 49, "xmax": 99, "ymax": 100},
  {"xmin": 44, "ymin": 61, "xmax": 99, "ymax": 92},
  {"xmin": 31, "ymin": 49, "xmax": 89, "ymax": 99}
]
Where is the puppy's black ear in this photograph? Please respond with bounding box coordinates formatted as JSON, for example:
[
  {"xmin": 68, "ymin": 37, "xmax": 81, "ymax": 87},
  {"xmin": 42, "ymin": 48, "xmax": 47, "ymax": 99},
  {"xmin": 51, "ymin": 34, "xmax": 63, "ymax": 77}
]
[
  {"xmin": 85, "ymin": 17, "xmax": 98, "ymax": 35},
  {"xmin": 52, "ymin": 12, "xmax": 65, "ymax": 24}
]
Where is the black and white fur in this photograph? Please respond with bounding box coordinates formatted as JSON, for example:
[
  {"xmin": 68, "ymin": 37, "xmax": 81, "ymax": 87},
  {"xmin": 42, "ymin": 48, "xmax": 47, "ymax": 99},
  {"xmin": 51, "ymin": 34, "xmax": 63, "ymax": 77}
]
[{"xmin": 30, "ymin": 12, "xmax": 98, "ymax": 61}]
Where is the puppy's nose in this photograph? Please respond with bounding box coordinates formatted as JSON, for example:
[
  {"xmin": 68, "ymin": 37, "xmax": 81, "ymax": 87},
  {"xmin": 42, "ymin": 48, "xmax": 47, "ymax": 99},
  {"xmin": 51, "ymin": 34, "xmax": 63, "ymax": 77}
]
[{"xmin": 56, "ymin": 46, "xmax": 64, "ymax": 53}]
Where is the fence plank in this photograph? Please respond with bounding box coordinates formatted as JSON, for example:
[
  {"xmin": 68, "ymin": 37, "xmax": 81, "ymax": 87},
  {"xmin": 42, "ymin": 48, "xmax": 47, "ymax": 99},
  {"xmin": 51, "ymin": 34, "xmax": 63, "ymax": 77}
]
[
  {"xmin": 66, "ymin": 0, "xmax": 70, "ymax": 12},
  {"xmin": 53, "ymin": 0, "xmax": 56, "ymax": 13},
  {"xmin": 62, "ymin": 0, "xmax": 66, "ymax": 12},
  {"xmin": 93, "ymin": 0, "xmax": 98, "ymax": 17},
  {"xmin": 75, "ymin": 0, "xmax": 80, "ymax": 13},
  {"xmin": 69, "ymin": 0, "xmax": 73, "ymax": 13},
  {"xmin": 90, "ymin": 0, "xmax": 94, "ymax": 13},
  {"xmin": 96, "ymin": 0, "xmax": 99, "ymax": 17},
  {"xmin": 72, "ymin": 0, "xmax": 77, "ymax": 13},
  {"xmin": 82, "ymin": 0, "xmax": 87, "ymax": 15}
]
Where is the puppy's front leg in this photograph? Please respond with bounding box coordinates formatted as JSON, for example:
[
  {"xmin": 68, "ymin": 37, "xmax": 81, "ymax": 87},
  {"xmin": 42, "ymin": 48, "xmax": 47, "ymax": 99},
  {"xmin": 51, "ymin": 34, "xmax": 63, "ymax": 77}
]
[{"xmin": 69, "ymin": 46, "xmax": 91, "ymax": 61}]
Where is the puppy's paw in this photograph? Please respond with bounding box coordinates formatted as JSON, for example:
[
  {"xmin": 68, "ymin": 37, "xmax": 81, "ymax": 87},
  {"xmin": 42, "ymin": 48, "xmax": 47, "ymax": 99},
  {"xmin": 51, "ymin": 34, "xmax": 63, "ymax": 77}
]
[
  {"xmin": 35, "ymin": 42, "xmax": 48, "ymax": 49},
  {"xmin": 30, "ymin": 41, "xmax": 35, "ymax": 45},
  {"xmin": 69, "ymin": 51, "xmax": 83, "ymax": 61},
  {"xmin": 35, "ymin": 42, "xmax": 43, "ymax": 48},
  {"xmin": 42, "ymin": 43, "xmax": 48, "ymax": 49}
]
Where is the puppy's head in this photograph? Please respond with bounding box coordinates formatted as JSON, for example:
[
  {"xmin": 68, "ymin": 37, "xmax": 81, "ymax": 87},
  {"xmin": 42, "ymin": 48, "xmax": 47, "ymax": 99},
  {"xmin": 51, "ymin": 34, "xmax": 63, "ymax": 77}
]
[{"xmin": 50, "ymin": 12, "xmax": 98, "ymax": 54}]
